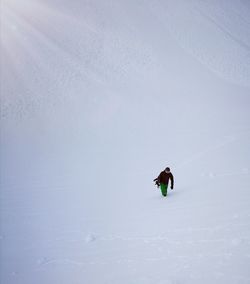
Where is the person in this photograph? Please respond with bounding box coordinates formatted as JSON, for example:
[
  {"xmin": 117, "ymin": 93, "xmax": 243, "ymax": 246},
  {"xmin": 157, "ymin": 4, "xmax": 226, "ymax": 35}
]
[{"xmin": 154, "ymin": 167, "xmax": 174, "ymax": 197}]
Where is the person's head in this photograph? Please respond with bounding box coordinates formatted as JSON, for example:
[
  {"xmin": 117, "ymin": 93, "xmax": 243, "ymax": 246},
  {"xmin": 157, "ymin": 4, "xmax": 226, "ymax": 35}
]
[{"xmin": 165, "ymin": 167, "xmax": 170, "ymax": 173}]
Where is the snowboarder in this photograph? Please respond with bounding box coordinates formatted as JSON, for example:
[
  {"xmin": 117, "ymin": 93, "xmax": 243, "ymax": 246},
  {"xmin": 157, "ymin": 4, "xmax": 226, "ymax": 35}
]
[{"xmin": 154, "ymin": 167, "xmax": 174, "ymax": 197}]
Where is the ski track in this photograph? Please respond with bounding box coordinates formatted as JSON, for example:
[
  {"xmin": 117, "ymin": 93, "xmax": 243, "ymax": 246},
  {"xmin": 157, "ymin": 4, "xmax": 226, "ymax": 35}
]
[
  {"xmin": 176, "ymin": 135, "xmax": 238, "ymax": 169},
  {"xmin": 148, "ymin": 0, "xmax": 250, "ymax": 87}
]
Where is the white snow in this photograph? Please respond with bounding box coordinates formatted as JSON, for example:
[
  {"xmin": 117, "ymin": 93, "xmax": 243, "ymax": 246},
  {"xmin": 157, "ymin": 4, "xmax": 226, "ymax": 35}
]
[{"xmin": 1, "ymin": 0, "xmax": 250, "ymax": 283}]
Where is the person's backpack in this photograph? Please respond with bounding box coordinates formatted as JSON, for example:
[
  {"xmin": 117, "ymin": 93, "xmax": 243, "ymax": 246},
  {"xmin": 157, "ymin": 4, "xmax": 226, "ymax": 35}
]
[{"xmin": 153, "ymin": 178, "xmax": 160, "ymax": 187}]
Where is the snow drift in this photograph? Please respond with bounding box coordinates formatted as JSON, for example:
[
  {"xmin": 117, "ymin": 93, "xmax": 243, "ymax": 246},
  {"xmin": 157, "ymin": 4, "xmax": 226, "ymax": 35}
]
[{"xmin": 1, "ymin": 0, "xmax": 250, "ymax": 283}]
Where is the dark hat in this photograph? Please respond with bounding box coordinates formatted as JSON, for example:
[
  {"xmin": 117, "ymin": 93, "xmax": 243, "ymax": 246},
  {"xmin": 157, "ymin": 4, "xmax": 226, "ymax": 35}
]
[{"xmin": 165, "ymin": 167, "xmax": 170, "ymax": 172}]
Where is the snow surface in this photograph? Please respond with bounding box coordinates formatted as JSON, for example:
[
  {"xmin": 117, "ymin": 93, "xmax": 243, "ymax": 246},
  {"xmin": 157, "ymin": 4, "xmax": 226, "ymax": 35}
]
[{"xmin": 1, "ymin": 0, "xmax": 250, "ymax": 283}]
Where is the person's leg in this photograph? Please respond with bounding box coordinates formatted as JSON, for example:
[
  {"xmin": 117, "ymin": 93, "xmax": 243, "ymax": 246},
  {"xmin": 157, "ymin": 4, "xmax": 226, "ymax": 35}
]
[{"xmin": 160, "ymin": 183, "xmax": 168, "ymax": 196}]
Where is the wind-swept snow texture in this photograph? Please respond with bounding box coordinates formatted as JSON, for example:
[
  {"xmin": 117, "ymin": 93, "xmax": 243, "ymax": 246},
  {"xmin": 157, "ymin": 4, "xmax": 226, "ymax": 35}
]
[{"xmin": 1, "ymin": 0, "xmax": 250, "ymax": 283}]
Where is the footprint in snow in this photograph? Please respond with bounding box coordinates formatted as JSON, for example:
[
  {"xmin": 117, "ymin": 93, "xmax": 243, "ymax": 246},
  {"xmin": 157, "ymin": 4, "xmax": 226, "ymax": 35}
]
[
  {"xmin": 85, "ymin": 233, "xmax": 96, "ymax": 243},
  {"xmin": 37, "ymin": 257, "xmax": 51, "ymax": 266}
]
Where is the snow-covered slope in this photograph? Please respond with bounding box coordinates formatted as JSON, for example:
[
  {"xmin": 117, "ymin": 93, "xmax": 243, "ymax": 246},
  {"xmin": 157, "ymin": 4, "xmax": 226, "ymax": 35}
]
[{"xmin": 1, "ymin": 1, "xmax": 250, "ymax": 283}]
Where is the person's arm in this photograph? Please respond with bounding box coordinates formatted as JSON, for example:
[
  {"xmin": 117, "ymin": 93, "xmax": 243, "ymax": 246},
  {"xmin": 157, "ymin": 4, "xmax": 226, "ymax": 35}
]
[
  {"xmin": 170, "ymin": 173, "xmax": 174, "ymax": 189},
  {"xmin": 154, "ymin": 172, "xmax": 162, "ymax": 182},
  {"xmin": 153, "ymin": 173, "xmax": 162, "ymax": 188}
]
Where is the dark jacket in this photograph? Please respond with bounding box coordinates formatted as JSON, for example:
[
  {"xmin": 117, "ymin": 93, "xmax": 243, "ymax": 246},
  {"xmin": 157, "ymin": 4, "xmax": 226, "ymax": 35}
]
[{"xmin": 155, "ymin": 171, "xmax": 174, "ymax": 188}]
